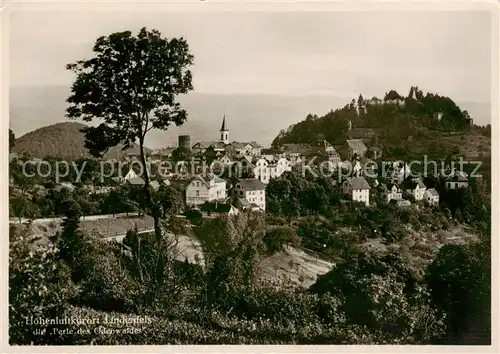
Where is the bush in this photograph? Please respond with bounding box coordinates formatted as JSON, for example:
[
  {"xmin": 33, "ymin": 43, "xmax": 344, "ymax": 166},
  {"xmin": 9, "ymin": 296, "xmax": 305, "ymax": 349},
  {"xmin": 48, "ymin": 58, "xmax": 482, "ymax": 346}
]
[
  {"xmin": 263, "ymin": 226, "xmax": 300, "ymax": 255},
  {"xmin": 9, "ymin": 229, "xmax": 77, "ymax": 344},
  {"xmin": 77, "ymin": 238, "xmax": 138, "ymax": 312}
]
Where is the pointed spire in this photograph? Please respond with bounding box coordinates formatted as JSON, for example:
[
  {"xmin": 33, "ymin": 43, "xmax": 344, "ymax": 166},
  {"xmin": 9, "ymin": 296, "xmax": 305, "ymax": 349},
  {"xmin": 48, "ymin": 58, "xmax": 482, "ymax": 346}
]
[{"xmin": 220, "ymin": 115, "xmax": 227, "ymax": 131}]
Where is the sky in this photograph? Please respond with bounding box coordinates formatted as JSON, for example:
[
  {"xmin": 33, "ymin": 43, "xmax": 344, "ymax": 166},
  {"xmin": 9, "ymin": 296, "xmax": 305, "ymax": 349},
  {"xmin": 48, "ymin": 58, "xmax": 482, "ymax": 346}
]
[{"xmin": 9, "ymin": 8, "xmax": 492, "ymax": 101}]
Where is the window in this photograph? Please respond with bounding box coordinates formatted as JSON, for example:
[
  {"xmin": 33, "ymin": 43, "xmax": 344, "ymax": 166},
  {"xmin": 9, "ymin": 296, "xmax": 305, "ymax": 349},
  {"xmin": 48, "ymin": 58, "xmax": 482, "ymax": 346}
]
[{"xmin": 196, "ymin": 190, "xmax": 199, "ymax": 196}]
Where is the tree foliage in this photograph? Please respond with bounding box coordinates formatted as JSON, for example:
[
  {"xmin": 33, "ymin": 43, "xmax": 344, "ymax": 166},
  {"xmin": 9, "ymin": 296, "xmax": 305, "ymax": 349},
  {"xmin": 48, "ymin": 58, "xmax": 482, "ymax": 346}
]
[
  {"xmin": 9, "ymin": 226, "xmax": 76, "ymax": 344},
  {"xmin": 426, "ymin": 240, "xmax": 491, "ymax": 344},
  {"xmin": 66, "ymin": 27, "xmax": 195, "ymax": 258},
  {"xmin": 66, "ymin": 27, "xmax": 194, "ymax": 157}
]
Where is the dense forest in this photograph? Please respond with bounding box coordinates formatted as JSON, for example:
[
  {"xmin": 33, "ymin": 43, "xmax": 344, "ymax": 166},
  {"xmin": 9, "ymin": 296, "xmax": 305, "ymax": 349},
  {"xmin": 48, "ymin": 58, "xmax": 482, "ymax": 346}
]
[{"xmin": 271, "ymin": 87, "xmax": 489, "ymax": 157}]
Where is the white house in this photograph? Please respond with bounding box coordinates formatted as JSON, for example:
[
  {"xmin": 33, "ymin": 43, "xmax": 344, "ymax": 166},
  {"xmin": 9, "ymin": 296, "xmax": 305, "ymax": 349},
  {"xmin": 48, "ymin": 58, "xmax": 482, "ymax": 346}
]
[
  {"xmin": 253, "ymin": 157, "xmax": 270, "ymax": 184},
  {"xmin": 219, "ymin": 155, "xmax": 232, "ymax": 166},
  {"xmin": 124, "ymin": 168, "xmax": 138, "ymax": 181},
  {"xmin": 328, "ymin": 151, "xmax": 342, "ymax": 165},
  {"xmin": 185, "ymin": 174, "xmax": 227, "ymax": 207},
  {"xmin": 234, "ymin": 179, "xmax": 266, "ymax": 211},
  {"xmin": 402, "ymin": 177, "xmax": 426, "ymax": 201},
  {"xmin": 343, "ymin": 176, "xmax": 371, "ymax": 206},
  {"xmin": 424, "ymin": 188, "xmax": 440, "ymax": 205},
  {"xmin": 380, "ymin": 183, "xmax": 402, "ymax": 203},
  {"xmin": 252, "ymin": 156, "xmax": 291, "ymax": 184}
]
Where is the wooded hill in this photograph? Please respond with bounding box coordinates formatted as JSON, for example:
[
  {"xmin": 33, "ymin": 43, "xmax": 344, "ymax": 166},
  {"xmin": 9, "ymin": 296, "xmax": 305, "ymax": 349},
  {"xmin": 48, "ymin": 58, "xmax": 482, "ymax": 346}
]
[
  {"xmin": 272, "ymin": 86, "xmax": 491, "ymax": 160},
  {"xmin": 12, "ymin": 122, "xmax": 148, "ymax": 160}
]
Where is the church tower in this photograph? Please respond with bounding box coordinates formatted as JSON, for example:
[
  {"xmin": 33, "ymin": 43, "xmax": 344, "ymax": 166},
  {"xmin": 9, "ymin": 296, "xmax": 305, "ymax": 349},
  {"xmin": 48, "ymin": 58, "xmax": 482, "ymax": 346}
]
[{"xmin": 220, "ymin": 115, "xmax": 229, "ymax": 144}]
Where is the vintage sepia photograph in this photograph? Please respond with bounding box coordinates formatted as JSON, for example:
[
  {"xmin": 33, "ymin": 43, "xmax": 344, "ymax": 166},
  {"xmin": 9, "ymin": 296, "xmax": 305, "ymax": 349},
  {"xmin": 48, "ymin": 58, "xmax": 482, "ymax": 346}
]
[{"xmin": 4, "ymin": 0, "xmax": 496, "ymax": 348}]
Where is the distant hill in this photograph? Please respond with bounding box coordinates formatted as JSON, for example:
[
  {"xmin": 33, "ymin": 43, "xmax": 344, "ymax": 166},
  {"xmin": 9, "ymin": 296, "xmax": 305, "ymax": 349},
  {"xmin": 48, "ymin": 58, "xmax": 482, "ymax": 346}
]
[
  {"xmin": 9, "ymin": 85, "xmax": 490, "ymax": 150},
  {"xmin": 12, "ymin": 122, "xmax": 148, "ymax": 160}
]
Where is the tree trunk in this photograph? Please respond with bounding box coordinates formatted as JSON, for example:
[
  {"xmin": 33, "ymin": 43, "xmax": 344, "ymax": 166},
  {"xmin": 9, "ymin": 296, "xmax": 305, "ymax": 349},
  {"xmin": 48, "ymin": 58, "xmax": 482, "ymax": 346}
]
[{"xmin": 139, "ymin": 138, "xmax": 163, "ymax": 288}]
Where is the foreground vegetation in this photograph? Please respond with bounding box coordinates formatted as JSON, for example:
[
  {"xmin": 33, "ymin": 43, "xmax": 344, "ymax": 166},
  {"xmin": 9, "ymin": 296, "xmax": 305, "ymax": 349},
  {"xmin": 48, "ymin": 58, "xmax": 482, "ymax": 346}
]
[{"xmin": 9, "ymin": 199, "xmax": 491, "ymax": 345}]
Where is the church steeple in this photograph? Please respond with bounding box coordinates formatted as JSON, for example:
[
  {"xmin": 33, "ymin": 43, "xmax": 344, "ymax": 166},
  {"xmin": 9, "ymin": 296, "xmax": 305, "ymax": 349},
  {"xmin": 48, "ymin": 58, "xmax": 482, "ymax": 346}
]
[
  {"xmin": 220, "ymin": 115, "xmax": 227, "ymax": 131},
  {"xmin": 220, "ymin": 115, "xmax": 229, "ymax": 144}
]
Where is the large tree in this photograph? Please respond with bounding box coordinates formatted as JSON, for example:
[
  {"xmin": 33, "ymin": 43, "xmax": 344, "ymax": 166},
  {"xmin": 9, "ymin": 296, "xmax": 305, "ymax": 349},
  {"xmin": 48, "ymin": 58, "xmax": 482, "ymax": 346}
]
[{"xmin": 65, "ymin": 28, "xmax": 194, "ymax": 248}]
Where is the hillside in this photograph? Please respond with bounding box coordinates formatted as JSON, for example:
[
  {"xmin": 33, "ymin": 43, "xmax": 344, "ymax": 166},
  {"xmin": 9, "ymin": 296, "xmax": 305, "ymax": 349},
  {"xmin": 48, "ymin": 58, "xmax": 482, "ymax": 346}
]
[
  {"xmin": 12, "ymin": 122, "xmax": 148, "ymax": 160},
  {"xmin": 272, "ymin": 87, "xmax": 491, "ymax": 161}
]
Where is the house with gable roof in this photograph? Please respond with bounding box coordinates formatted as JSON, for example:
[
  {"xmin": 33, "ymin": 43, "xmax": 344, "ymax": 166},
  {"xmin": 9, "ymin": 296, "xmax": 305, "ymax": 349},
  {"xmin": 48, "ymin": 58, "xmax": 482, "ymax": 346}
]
[
  {"xmin": 185, "ymin": 173, "xmax": 227, "ymax": 207},
  {"xmin": 233, "ymin": 178, "xmax": 266, "ymax": 211},
  {"xmin": 402, "ymin": 176, "xmax": 427, "ymax": 201},
  {"xmin": 424, "ymin": 188, "xmax": 439, "ymax": 205},
  {"xmin": 343, "ymin": 176, "xmax": 371, "ymax": 206},
  {"xmin": 346, "ymin": 139, "xmax": 367, "ymax": 160},
  {"xmin": 379, "ymin": 183, "xmax": 402, "ymax": 203},
  {"xmin": 445, "ymin": 170, "xmax": 469, "ymax": 189}
]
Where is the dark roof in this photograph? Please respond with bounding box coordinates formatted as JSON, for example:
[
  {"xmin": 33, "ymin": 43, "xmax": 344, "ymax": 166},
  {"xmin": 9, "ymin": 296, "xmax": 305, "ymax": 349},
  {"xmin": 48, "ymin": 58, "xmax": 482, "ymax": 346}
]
[
  {"xmin": 387, "ymin": 183, "xmax": 400, "ymax": 191},
  {"xmin": 220, "ymin": 115, "xmax": 227, "ymax": 131},
  {"xmin": 249, "ymin": 141, "xmax": 263, "ymax": 148},
  {"xmin": 214, "ymin": 175, "xmax": 226, "ymax": 183},
  {"xmin": 237, "ymin": 197, "xmax": 251, "ymax": 208},
  {"xmin": 200, "ymin": 202, "xmax": 234, "ymax": 214},
  {"xmin": 447, "ymin": 171, "xmax": 468, "ymax": 182},
  {"xmin": 402, "ymin": 177, "xmax": 426, "ymax": 189},
  {"xmin": 426, "ymin": 188, "xmax": 439, "ymax": 197},
  {"xmin": 261, "ymin": 148, "xmax": 280, "ymax": 155},
  {"xmin": 239, "ymin": 156, "xmax": 255, "ymax": 166},
  {"xmin": 190, "ymin": 173, "xmax": 226, "ymax": 187},
  {"xmin": 169, "ymin": 179, "xmax": 190, "ymax": 190},
  {"xmin": 111, "ymin": 176, "xmax": 123, "ymax": 183},
  {"xmin": 281, "ymin": 143, "xmax": 312, "ymax": 154},
  {"xmin": 380, "ymin": 183, "xmax": 400, "ymax": 192},
  {"xmin": 348, "ymin": 128, "xmax": 375, "ymax": 139},
  {"xmin": 346, "ymin": 176, "xmax": 370, "ymax": 190},
  {"xmin": 237, "ymin": 179, "xmax": 266, "ymax": 191},
  {"xmin": 127, "ymin": 177, "xmax": 145, "ymax": 185},
  {"xmin": 193, "ymin": 141, "xmax": 227, "ymax": 149},
  {"xmin": 309, "ymin": 139, "xmax": 333, "ymax": 148}
]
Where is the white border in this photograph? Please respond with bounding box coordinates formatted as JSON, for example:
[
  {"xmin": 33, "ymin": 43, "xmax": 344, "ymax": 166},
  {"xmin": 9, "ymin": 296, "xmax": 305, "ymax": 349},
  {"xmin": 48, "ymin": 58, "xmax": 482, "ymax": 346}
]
[{"xmin": 1, "ymin": 1, "xmax": 498, "ymax": 353}]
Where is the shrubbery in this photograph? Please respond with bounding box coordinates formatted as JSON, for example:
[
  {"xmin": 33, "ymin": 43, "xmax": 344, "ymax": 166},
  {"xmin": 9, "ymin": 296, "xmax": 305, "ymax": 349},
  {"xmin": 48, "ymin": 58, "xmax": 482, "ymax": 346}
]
[{"xmin": 9, "ymin": 198, "xmax": 491, "ymax": 345}]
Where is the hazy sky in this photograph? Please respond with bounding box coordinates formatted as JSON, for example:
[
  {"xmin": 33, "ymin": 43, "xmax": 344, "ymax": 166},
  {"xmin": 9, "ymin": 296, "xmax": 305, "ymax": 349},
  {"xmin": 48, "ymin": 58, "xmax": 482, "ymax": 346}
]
[{"xmin": 9, "ymin": 8, "xmax": 492, "ymax": 103}]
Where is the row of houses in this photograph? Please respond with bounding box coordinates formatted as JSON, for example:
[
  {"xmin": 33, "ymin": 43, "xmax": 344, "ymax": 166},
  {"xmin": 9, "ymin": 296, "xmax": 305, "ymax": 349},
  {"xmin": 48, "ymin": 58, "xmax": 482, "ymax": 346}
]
[
  {"xmin": 341, "ymin": 168, "xmax": 469, "ymax": 207},
  {"xmin": 106, "ymin": 168, "xmax": 268, "ymax": 214}
]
